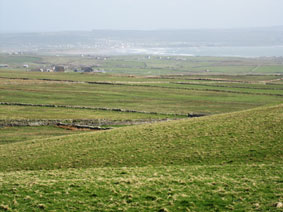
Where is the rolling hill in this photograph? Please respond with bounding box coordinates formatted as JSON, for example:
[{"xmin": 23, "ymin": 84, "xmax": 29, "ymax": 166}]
[
  {"xmin": 0, "ymin": 104, "xmax": 282, "ymax": 211},
  {"xmin": 0, "ymin": 104, "xmax": 282, "ymax": 172}
]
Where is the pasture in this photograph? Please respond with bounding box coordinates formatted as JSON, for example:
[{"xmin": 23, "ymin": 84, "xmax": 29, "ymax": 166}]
[{"xmin": 0, "ymin": 54, "xmax": 282, "ymax": 211}]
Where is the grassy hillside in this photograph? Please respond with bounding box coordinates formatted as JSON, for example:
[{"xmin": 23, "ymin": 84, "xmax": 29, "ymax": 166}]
[
  {"xmin": 0, "ymin": 104, "xmax": 282, "ymax": 172},
  {"xmin": 0, "ymin": 104, "xmax": 282, "ymax": 211},
  {"xmin": 1, "ymin": 55, "xmax": 283, "ymax": 211}
]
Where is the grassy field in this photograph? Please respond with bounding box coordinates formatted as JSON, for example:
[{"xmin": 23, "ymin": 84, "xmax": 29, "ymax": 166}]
[
  {"xmin": 0, "ymin": 126, "xmax": 84, "ymax": 144},
  {"xmin": 0, "ymin": 78, "xmax": 282, "ymax": 115},
  {"xmin": 0, "ymin": 55, "xmax": 42, "ymax": 65},
  {"xmin": 1, "ymin": 70, "xmax": 283, "ymax": 94},
  {"xmin": 0, "ymin": 54, "xmax": 282, "ymax": 211},
  {"xmin": 0, "ymin": 104, "xmax": 282, "ymax": 170},
  {"xmin": 0, "ymin": 104, "xmax": 282, "ymax": 211},
  {"xmin": 1, "ymin": 68, "xmax": 283, "ymax": 83},
  {"xmin": 1, "ymin": 54, "xmax": 283, "ymax": 75},
  {"xmin": 0, "ymin": 165, "xmax": 281, "ymax": 211},
  {"xmin": 0, "ymin": 105, "xmax": 180, "ymax": 120}
]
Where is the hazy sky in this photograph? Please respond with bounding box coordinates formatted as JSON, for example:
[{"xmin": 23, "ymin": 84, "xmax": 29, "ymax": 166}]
[{"xmin": 0, "ymin": 0, "xmax": 283, "ymax": 32}]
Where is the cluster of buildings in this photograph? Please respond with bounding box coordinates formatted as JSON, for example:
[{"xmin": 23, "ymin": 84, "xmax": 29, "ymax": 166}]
[
  {"xmin": 30, "ymin": 66, "xmax": 65, "ymax": 73},
  {"xmin": 30, "ymin": 65, "xmax": 104, "ymax": 73}
]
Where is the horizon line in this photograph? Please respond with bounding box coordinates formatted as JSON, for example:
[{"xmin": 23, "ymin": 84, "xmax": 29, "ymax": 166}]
[{"xmin": 1, "ymin": 25, "xmax": 283, "ymax": 34}]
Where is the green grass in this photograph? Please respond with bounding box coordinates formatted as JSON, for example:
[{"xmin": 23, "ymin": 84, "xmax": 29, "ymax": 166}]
[
  {"xmin": 0, "ymin": 104, "xmax": 282, "ymax": 211},
  {"xmin": 1, "ymin": 68, "xmax": 282, "ymax": 84},
  {"xmin": 150, "ymin": 82, "xmax": 283, "ymax": 96},
  {"xmin": 0, "ymin": 78, "xmax": 282, "ymax": 114},
  {"xmin": 0, "ymin": 69, "xmax": 161, "ymax": 83},
  {"xmin": 0, "ymin": 164, "xmax": 281, "ymax": 211},
  {"xmin": 0, "ymin": 54, "xmax": 283, "ymax": 211},
  {"xmin": 0, "ymin": 104, "xmax": 282, "ymax": 171},
  {"xmin": 0, "ymin": 105, "xmax": 179, "ymax": 120},
  {"xmin": 2, "ymin": 54, "xmax": 283, "ymax": 75},
  {"xmin": 203, "ymin": 82, "xmax": 283, "ymax": 90},
  {"xmin": 0, "ymin": 55, "xmax": 42, "ymax": 65},
  {"xmin": 0, "ymin": 126, "xmax": 83, "ymax": 144},
  {"xmin": 256, "ymin": 65, "xmax": 283, "ymax": 73},
  {"xmin": 91, "ymin": 56, "xmax": 283, "ymax": 75}
]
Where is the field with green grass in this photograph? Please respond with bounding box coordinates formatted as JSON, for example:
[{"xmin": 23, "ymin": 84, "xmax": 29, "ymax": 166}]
[
  {"xmin": 1, "ymin": 104, "xmax": 282, "ymax": 171},
  {"xmin": 0, "ymin": 104, "xmax": 282, "ymax": 211},
  {"xmin": 0, "ymin": 105, "xmax": 179, "ymax": 120},
  {"xmin": 0, "ymin": 54, "xmax": 282, "ymax": 211},
  {"xmin": 0, "ymin": 78, "xmax": 282, "ymax": 115},
  {"xmin": 1, "ymin": 54, "xmax": 283, "ymax": 75},
  {"xmin": 0, "ymin": 126, "xmax": 84, "ymax": 144},
  {"xmin": 0, "ymin": 164, "xmax": 282, "ymax": 211}
]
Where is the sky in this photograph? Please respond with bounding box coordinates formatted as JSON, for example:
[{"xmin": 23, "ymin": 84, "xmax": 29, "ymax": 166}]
[{"xmin": 0, "ymin": 0, "xmax": 283, "ymax": 32}]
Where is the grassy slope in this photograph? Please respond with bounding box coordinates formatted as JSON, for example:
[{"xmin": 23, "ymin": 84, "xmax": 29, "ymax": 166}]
[
  {"xmin": 0, "ymin": 104, "xmax": 282, "ymax": 172},
  {"xmin": 0, "ymin": 104, "xmax": 282, "ymax": 211}
]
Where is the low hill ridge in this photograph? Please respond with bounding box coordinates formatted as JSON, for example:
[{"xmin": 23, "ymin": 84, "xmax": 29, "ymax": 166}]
[{"xmin": 0, "ymin": 104, "xmax": 282, "ymax": 171}]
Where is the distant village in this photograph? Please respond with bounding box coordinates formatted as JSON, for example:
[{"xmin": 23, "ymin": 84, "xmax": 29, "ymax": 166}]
[
  {"xmin": 1, "ymin": 64, "xmax": 106, "ymax": 73},
  {"xmin": 0, "ymin": 54, "xmax": 188, "ymax": 74}
]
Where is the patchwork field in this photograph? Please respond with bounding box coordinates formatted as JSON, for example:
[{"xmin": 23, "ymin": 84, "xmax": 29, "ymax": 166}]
[
  {"xmin": 0, "ymin": 55, "xmax": 282, "ymax": 211},
  {"xmin": 0, "ymin": 77, "xmax": 282, "ymax": 115}
]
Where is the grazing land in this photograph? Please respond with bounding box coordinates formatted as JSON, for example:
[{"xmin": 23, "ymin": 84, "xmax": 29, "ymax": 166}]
[
  {"xmin": 0, "ymin": 105, "xmax": 179, "ymax": 120},
  {"xmin": 0, "ymin": 54, "xmax": 282, "ymax": 211},
  {"xmin": 0, "ymin": 77, "xmax": 282, "ymax": 115},
  {"xmin": 1, "ymin": 103, "xmax": 282, "ymax": 171},
  {"xmin": 1, "ymin": 54, "xmax": 283, "ymax": 75},
  {"xmin": 0, "ymin": 165, "xmax": 282, "ymax": 211},
  {"xmin": 0, "ymin": 104, "xmax": 282, "ymax": 211},
  {"xmin": 0, "ymin": 126, "xmax": 83, "ymax": 144}
]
